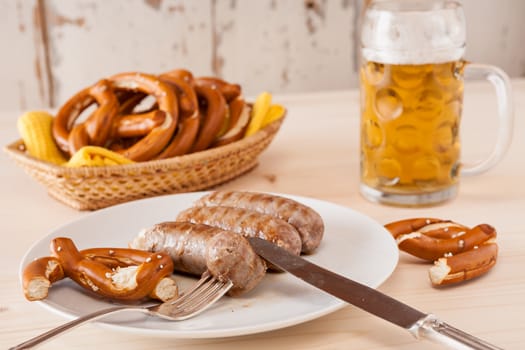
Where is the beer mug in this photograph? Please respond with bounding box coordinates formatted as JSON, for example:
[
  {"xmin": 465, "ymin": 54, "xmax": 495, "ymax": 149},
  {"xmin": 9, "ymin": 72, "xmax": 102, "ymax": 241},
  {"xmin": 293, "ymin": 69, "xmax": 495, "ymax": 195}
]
[{"xmin": 359, "ymin": 0, "xmax": 514, "ymax": 206}]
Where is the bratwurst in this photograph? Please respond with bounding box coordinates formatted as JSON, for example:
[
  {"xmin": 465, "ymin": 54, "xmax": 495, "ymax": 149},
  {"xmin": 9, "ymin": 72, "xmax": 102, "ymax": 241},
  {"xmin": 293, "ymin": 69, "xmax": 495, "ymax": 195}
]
[
  {"xmin": 193, "ymin": 191, "xmax": 324, "ymax": 254},
  {"xmin": 130, "ymin": 221, "xmax": 266, "ymax": 296},
  {"xmin": 176, "ymin": 205, "xmax": 302, "ymax": 256}
]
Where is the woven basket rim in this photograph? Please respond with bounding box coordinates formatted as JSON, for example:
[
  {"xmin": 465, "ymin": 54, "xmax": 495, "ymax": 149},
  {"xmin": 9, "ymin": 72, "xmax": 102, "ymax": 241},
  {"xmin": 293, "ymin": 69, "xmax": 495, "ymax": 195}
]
[
  {"xmin": 4, "ymin": 113, "xmax": 284, "ymax": 210},
  {"xmin": 4, "ymin": 117, "xmax": 284, "ymax": 176}
]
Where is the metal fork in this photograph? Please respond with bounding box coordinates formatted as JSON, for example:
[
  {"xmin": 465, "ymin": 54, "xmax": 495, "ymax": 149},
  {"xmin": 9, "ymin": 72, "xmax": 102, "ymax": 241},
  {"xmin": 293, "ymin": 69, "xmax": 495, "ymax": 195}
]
[{"xmin": 10, "ymin": 271, "xmax": 233, "ymax": 350}]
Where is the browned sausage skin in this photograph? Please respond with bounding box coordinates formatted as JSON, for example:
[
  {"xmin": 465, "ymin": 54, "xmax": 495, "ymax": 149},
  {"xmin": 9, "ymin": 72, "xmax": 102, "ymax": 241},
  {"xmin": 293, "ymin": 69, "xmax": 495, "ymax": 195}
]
[
  {"xmin": 130, "ymin": 221, "xmax": 266, "ymax": 296},
  {"xmin": 176, "ymin": 205, "xmax": 302, "ymax": 257},
  {"xmin": 194, "ymin": 191, "xmax": 324, "ymax": 254}
]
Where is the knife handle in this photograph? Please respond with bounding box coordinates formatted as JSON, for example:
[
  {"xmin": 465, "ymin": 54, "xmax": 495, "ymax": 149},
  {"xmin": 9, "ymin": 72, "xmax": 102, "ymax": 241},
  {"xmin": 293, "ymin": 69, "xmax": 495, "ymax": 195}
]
[{"xmin": 409, "ymin": 314, "xmax": 504, "ymax": 350}]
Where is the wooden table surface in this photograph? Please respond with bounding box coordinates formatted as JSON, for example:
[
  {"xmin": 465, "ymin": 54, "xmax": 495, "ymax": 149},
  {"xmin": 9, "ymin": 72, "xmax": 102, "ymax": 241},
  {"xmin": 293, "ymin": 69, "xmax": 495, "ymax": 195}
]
[{"xmin": 1, "ymin": 80, "xmax": 524, "ymax": 349}]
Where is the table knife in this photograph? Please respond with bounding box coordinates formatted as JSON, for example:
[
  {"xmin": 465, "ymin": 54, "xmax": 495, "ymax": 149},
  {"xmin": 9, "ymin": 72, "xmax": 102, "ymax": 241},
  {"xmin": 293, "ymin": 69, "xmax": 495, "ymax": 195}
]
[{"xmin": 247, "ymin": 237, "xmax": 502, "ymax": 350}]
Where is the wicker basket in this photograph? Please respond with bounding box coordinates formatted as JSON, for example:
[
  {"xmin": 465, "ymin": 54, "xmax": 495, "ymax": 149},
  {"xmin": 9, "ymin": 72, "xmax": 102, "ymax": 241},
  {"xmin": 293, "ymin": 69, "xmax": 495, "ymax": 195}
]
[{"xmin": 4, "ymin": 118, "xmax": 284, "ymax": 211}]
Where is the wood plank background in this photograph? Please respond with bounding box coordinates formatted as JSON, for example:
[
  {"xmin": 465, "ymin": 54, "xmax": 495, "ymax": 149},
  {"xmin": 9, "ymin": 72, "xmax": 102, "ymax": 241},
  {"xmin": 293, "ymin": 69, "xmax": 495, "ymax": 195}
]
[{"xmin": 1, "ymin": 0, "xmax": 524, "ymax": 116}]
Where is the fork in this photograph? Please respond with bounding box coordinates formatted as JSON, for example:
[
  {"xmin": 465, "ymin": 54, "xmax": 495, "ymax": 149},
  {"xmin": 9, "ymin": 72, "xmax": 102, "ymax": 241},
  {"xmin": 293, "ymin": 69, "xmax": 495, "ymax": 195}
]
[{"xmin": 10, "ymin": 271, "xmax": 233, "ymax": 350}]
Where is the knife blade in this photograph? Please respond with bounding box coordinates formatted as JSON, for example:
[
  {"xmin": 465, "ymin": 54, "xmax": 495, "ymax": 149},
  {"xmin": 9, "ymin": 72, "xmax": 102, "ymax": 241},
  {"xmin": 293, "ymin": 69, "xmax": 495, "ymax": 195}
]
[{"xmin": 247, "ymin": 237, "xmax": 502, "ymax": 350}]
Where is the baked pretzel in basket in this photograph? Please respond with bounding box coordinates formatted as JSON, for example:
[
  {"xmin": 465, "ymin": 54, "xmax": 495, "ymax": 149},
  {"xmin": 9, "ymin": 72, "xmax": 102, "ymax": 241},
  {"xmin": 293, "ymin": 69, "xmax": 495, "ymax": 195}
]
[
  {"xmin": 154, "ymin": 70, "xmax": 201, "ymax": 158},
  {"xmin": 53, "ymin": 79, "xmax": 120, "ymax": 155},
  {"xmin": 49, "ymin": 69, "xmax": 263, "ymax": 163}
]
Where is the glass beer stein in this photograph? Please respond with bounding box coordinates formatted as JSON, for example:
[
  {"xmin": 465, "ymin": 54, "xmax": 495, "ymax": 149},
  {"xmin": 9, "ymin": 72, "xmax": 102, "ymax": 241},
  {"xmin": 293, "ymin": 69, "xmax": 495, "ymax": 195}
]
[{"xmin": 359, "ymin": 0, "xmax": 513, "ymax": 206}]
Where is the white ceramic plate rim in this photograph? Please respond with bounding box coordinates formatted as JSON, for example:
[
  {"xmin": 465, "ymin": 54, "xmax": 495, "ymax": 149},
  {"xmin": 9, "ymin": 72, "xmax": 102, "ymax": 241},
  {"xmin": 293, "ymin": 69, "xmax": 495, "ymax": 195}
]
[{"xmin": 20, "ymin": 192, "xmax": 398, "ymax": 339}]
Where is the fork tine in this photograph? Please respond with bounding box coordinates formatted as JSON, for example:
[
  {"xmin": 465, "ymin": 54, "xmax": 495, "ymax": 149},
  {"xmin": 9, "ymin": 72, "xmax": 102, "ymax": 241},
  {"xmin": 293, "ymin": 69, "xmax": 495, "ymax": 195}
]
[
  {"xmin": 176, "ymin": 278, "xmax": 231, "ymax": 312},
  {"xmin": 171, "ymin": 270, "xmax": 214, "ymax": 304},
  {"xmin": 172, "ymin": 278, "xmax": 233, "ymax": 319},
  {"xmin": 155, "ymin": 270, "xmax": 233, "ymax": 320}
]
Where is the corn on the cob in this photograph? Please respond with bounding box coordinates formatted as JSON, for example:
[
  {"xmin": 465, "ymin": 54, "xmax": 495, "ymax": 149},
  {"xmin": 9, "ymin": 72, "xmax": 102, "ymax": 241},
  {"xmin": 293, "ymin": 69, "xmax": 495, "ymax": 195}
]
[
  {"xmin": 67, "ymin": 146, "xmax": 134, "ymax": 167},
  {"xmin": 17, "ymin": 111, "xmax": 67, "ymax": 165},
  {"xmin": 260, "ymin": 104, "xmax": 285, "ymax": 128},
  {"xmin": 244, "ymin": 92, "xmax": 272, "ymax": 137}
]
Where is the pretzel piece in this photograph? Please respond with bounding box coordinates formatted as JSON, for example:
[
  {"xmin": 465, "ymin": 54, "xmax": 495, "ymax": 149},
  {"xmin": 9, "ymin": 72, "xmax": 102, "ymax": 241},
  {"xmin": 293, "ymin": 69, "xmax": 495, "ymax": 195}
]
[
  {"xmin": 429, "ymin": 242, "xmax": 498, "ymax": 286},
  {"xmin": 386, "ymin": 218, "xmax": 496, "ymax": 261},
  {"xmin": 50, "ymin": 237, "xmax": 177, "ymax": 301},
  {"xmin": 385, "ymin": 218, "xmax": 451, "ymax": 239},
  {"xmin": 22, "ymin": 257, "xmax": 65, "ymax": 301},
  {"xmin": 385, "ymin": 217, "xmax": 499, "ymax": 286}
]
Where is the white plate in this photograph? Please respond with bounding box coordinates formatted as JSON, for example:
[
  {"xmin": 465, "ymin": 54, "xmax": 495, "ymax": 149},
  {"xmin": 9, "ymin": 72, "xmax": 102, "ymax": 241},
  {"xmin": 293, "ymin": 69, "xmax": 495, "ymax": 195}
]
[{"xmin": 20, "ymin": 192, "xmax": 398, "ymax": 338}]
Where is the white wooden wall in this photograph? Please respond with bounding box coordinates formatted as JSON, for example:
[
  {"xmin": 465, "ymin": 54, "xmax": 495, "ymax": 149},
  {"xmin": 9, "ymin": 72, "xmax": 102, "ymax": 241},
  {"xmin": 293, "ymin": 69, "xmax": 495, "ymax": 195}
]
[{"xmin": 1, "ymin": 0, "xmax": 524, "ymax": 114}]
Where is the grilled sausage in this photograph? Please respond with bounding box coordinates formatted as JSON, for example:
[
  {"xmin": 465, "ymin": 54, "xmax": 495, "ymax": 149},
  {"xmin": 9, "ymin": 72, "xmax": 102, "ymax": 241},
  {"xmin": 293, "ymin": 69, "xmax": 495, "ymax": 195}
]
[
  {"xmin": 194, "ymin": 191, "xmax": 325, "ymax": 254},
  {"xmin": 176, "ymin": 205, "xmax": 302, "ymax": 257},
  {"xmin": 130, "ymin": 221, "xmax": 266, "ymax": 296}
]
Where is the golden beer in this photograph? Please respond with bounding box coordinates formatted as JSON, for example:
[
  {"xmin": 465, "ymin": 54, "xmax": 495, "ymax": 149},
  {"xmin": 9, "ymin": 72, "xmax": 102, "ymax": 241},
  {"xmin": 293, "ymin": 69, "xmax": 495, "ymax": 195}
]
[
  {"xmin": 358, "ymin": 0, "xmax": 512, "ymax": 206},
  {"xmin": 360, "ymin": 60, "xmax": 466, "ymax": 197}
]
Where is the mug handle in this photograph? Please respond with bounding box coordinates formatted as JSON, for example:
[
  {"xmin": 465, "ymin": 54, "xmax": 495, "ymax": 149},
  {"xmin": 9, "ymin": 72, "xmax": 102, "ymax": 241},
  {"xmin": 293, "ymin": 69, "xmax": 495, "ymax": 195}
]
[{"xmin": 461, "ymin": 63, "xmax": 514, "ymax": 176}]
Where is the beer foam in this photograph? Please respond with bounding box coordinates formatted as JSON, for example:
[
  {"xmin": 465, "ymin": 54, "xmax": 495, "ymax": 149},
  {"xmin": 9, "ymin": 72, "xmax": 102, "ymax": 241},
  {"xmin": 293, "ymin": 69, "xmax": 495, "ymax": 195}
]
[{"xmin": 361, "ymin": 1, "xmax": 466, "ymax": 64}]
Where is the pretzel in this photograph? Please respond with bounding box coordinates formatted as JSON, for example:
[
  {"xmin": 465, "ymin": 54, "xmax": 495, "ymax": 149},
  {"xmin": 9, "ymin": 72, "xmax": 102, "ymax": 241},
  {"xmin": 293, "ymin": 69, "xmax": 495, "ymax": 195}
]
[
  {"xmin": 152, "ymin": 72, "xmax": 201, "ymax": 158},
  {"xmin": 114, "ymin": 109, "xmax": 166, "ymax": 138},
  {"xmin": 108, "ymin": 72, "xmax": 178, "ymax": 161},
  {"xmin": 21, "ymin": 237, "xmax": 178, "ymax": 302},
  {"xmin": 385, "ymin": 218, "xmax": 498, "ymax": 286},
  {"xmin": 53, "ymin": 79, "xmax": 119, "ymax": 155},
  {"xmin": 155, "ymin": 116, "xmax": 200, "ymax": 159},
  {"xmin": 116, "ymin": 91, "xmax": 148, "ymax": 115},
  {"xmin": 429, "ymin": 241, "xmax": 498, "ymax": 286},
  {"xmin": 195, "ymin": 77, "xmax": 242, "ymax": 103},
  {"xmin": 160, "ymin": 70, "xmax": 199, "ymax": 118},
  {"xmin": 386, "ymin": 218, "xmax": 496, "ymax": 261},
  {"xmin": 48, "ymin": 68, "xmax": 260, "ymax": 163},
  {"xmin": 161, "ymin": 68, "xmax": 194, "ymax": 85},
  {"xmin": 191, "ymin": 85, "xmax": 228, "ymax": 152},
  {"xmin": 52, "ymin": 74, "xmax": 178, "ymax": 161},
  {"xmin": 213, "ymin": 97, "xmax": 251, "ymax": 147},
  {"xmin": 386, "ymin": 218, "xmax": 456, "ymax": 239}
]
